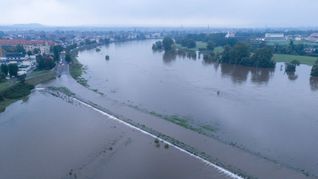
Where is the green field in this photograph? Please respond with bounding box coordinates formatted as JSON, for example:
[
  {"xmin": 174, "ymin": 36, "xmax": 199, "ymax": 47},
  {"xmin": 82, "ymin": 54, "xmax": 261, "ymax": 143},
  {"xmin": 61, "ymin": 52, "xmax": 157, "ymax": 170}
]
[
  {"xmin": 69, "ymin": 58, "xmax": 88, "ymax": 87},
  {"xmin": 176, "ymin": 41, "xmax": 207, "ymax": 51},
  {"xmin": 0, "ymin": 81, "xmax": 13, "ymax": 93},
  {"xmin": 213, "ymin": 46, "xmax": 224, "ymax": 54},
  {"xmin": 25, "ymin": 70, "xmax": 56, "ymax": 86},
  {"xmin": 266, "ymin": 40, "xmax": 318, "ymax": 46},
  {"xmin": 273, "ymin": 54, "xmax": 318, "ymax": 66},
  {"xmin": 195, "ymin": 41, "xmax": 207, "ymax": 49}
]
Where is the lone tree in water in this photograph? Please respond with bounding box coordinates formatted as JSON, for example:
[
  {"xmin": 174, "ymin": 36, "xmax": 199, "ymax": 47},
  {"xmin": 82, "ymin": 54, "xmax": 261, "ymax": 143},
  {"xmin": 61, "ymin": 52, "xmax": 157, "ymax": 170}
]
[
  {"xmin": 285, "ymin": 60, "xmax": 300, "ymax": 73},
  {"xmin": 162, "ymin": 37, "xmax": 174, "ymax": 51},
  {"xmin": 311, "ymin": 60, "xmax": 318, "ymax": 77}
]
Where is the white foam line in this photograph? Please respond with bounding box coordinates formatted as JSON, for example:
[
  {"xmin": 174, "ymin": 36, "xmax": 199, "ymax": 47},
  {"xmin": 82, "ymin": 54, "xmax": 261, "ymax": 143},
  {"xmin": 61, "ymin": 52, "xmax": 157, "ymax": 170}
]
[{"xmin": 72, "ymin": 97, "xmax": 244, "ymax": 179}]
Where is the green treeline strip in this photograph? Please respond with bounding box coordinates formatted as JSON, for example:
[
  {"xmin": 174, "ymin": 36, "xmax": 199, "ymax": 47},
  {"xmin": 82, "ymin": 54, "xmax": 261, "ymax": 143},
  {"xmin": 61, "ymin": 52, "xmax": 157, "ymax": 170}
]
[{"xmin": 0, "ymin": 70, "xmax": 56, "ymax": 112}]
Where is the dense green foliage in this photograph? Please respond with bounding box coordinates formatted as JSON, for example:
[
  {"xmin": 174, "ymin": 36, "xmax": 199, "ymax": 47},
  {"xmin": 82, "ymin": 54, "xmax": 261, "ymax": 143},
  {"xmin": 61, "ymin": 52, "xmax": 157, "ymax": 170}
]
[
  {"xmin": 311, "ymin": 60, "xmax": 318, "ymax": 77},
  {"xmin": 152, "ymin": 41, "xmax": 163, "ymax": 50},
  {"xmin": 16, "ymin": 45, "xmax": 26, "ymax": 55},
  {"xmin": 1, "ymin": 83, "xmax": 34, "ymax": 99},
  {"xmin": 272, "ymin": 40, "xmax": 308, "ymax": 56},
  {"xmin": 52, "ymin": 45, "xmax": 64, "ymax": 62},
  {"xmin": 220, "ymin": 44, "xmax": 275, "ymax": 68},
  {"xmin": 207, "ymin": 41, "xmax": 216, "ymax": 51},
  {"xmin": 36, "ymin": 55, "xmax": 56, "ymax": 70},
  {"xmin": 162, "ymin": 37, "xmax": 174, "ymax": 51},
  {"xmin": 251, "ymin": 47, "xmax": 275, "ymax": 68},
  {"xmin": 175, "ymin": 36, "xmax": 196, "ymax": 49},
  {"xmin": 152, "ymin": 37, "xmax": 175, "ymax": 51},
  {"xmin": 27, "ymin": 50, "xmax": 32, "ymax": 56},
  {"xmin": 33, "ymin": 48, "xmax": 41, "ymax": 55},
  {"xmin": 221, "ymin": 43, "xmax": 250, "ymax": 64},
  {"xmin": 290, "ymin": 60, "xmax": 301, "ymax": 66},
  {"xmin": 1, "ymin": 64, "xmax": 8, "ymax": 76},
  {"xmin": 65, "ymin": 53, "xmax": 72, "ymax": 63},
  {"xmin": 8, "ymin": 64, "xmax": 18, "ymax": 77},
  {"xmin": 2, "ymin": 45, "xmax": 26, "ymax": 55},
  {"xmin": 285, "ymin": 63, "xmax": 296, "ymax": 72},
  {"xmin": 285, "ymin": 60, "xmax": 300, "ymax": 73}
]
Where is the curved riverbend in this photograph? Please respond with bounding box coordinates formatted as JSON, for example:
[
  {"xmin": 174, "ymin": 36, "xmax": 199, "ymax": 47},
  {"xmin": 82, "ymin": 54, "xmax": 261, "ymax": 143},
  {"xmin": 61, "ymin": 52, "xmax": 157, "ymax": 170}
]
[{"xmin": 76, "ymin": 40, "xmax": 318, "ymax": 177}]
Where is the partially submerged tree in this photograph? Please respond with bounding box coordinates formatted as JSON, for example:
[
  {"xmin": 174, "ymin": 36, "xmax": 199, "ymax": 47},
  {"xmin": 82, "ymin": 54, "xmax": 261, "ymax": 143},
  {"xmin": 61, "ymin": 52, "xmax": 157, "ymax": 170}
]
[
  {"xmin": 285, "ymin": 60, "xmax": 300, "ymax": 73},
  {"xmin": 251, "ymin": 47, "xmax": 275, "ymax": 68},
  {"xmin": 162, "ymin": 37, "xmax": 174, "ymax": 51},
  {"xmin": 285, "ymin": 63, "xmax": 296, "ymax": 73},
  {"xmin": 311, "ymin": 60, "xmax": 318, "ymax": 77}
]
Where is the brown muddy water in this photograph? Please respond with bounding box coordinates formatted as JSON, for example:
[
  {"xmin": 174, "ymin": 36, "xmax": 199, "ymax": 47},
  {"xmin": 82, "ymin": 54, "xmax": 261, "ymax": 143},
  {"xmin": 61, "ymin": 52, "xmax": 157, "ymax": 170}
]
[
  {"xmin": 76, "ymin": 40, "xmax": 318, "ymax": 176},
  {"xmin": 0, "ymin": 91, "xmax": 231, "ymax": 179}
]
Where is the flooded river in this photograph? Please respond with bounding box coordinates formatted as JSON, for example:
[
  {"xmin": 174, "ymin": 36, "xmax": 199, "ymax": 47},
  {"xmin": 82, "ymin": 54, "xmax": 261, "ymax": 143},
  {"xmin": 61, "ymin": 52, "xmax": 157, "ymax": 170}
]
[
  {"xmin": 77, "ymin": 40, "xmax": 318, "ymax": 176},
  {"xmin": 1, "ymin": 40, "xmax": 318, "ymax": 178},
  {"xmin": 0, "ymin": 91, "xmax": 230, "ymax": 179}
]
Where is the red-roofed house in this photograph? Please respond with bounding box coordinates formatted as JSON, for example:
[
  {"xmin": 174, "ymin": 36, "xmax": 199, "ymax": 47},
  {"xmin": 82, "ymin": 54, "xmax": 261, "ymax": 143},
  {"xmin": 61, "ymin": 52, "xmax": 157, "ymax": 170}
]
[{"xmin": 0, "ymin": 39, "xmax": 55, "ymax": 55}]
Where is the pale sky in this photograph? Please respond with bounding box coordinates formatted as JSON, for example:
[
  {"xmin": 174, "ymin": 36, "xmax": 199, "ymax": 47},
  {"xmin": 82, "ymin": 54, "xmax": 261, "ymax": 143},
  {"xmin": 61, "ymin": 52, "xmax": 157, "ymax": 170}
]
[{"xmin": 0, "ymin": 0, "xmax": 317, "ymax": 27}]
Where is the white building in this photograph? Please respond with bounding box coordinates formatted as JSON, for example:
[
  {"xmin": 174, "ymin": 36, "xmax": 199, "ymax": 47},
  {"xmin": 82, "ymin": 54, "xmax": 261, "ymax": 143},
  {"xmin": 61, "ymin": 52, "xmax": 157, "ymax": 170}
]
[
  {"xmin": 265, "ymin": 33, "xmax": 285, "ymax": 40},
  {"xmin": 24, "ymin": 43, "xmax": 51, "ymax": 55},
  {"xmin": 306, "ymin": 33, "xmax": 318, "ymax": 42},
  {"xmin": 225, "ymin": 32, "xmax": 236, "ymax": 38}
]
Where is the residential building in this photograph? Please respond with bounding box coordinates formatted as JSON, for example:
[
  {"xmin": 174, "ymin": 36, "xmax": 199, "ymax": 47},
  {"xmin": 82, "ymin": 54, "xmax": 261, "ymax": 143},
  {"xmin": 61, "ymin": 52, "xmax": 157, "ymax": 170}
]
[
  {"xmin": 306, "ymin": 33, "xmax": 318, "ymax": 42},
  {"xmin": 225, "ymin": 32, "xmax": 236, "ymax": 38},
  {"xmin": 0, "ymin": 39, "xmax": 54, "ymax": 55},
  {"xmin": 265, "ymin": 33, "xmax": 285, "ymax": 40}
]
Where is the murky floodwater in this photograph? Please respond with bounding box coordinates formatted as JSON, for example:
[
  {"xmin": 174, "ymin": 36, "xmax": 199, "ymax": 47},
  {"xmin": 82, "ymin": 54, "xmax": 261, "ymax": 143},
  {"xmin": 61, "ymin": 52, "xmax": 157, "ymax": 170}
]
[
  {"xmin": 0, "ymin": 91, "xmax": 230, "ymax": 179},
  {"xmin": 77, "ymin": 40, "xmax": 318, "ymax": 175}
]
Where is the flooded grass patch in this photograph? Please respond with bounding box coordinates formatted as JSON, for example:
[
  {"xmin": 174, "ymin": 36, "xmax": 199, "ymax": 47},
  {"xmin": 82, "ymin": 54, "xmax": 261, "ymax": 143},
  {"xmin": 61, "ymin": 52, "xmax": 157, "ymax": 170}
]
[
  {"xmin": 150, "ymin": 111, "xmax": 216, "ymax": 137},
  {"xmin": 70, "ymin": 57, "xmax": 89, "ymax": 87},
  {"xmin": 0, "ymin": 70, "xmax": 55, "ymax": 113},
  {"xmin": 48, "ymin": 86, "xmax": 75, "ymax": 97},
  {"xmin": 25, "ymin": 70, "xmax": 56, "ymax": 86},
  {"xmin": 0, "ymin": 83, "xmax": 34, "ymax": 112}
]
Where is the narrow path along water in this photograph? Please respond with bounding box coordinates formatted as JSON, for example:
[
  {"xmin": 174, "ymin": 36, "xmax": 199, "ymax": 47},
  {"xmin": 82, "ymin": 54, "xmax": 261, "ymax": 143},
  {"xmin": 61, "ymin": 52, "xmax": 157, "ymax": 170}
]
[
  {"xmin": 48, "ymin": 88, "xmax": 243, "ymax": 179},
  {"xmin": 75, "ymin": 40, "xmax": 318, "ymax": 177},
  {"xmin": 0, "ymin": 90, "xmax": 232, "ymax": 179}
]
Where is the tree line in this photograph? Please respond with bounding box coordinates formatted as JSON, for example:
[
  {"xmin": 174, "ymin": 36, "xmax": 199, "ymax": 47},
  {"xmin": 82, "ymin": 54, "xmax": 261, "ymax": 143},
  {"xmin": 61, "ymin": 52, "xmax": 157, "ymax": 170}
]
[{"xmin": 0, "ymin": 64, "xmax": 18, "ymax": 80}]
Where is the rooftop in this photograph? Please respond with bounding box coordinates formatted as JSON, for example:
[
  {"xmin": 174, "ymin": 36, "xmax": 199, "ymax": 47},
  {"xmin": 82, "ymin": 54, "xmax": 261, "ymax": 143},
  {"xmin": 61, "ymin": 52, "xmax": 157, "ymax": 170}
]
[{"xmin": 0, "ymin": 39, "xmax": 55, "ymax": 46}]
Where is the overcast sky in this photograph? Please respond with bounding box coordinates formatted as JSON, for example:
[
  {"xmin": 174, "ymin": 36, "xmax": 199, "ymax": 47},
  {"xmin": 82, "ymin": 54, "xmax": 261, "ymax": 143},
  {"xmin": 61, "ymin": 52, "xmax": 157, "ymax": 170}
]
[{"xmin": 0, "ymin": 0, "xmax": 317, "ymax": 27}]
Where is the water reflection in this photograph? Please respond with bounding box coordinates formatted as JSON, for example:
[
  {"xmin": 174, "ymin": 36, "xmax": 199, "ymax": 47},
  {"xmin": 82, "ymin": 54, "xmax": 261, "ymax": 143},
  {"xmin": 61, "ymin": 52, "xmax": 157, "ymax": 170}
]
[
  {"xmin": 76, "ymin": 40, "xmax": 318, "ymax": 176},
  {"xmin": 162, "ymin": 49, "xmax": 276, "ymax": 85},
  {"xmin": 162, "ymin": 50, "xmax": 197, "ymax": 64},
  {"xmin": 176, "ymin": 50, "xmax": 197, "ymax": 60},
  {"xmin": 163, "ymin": 51, "xmax": 177, "ymax": 64},
  {"xmin": 219, "ymin": 63, "xmax": 274, "ymax": 84},
  {"xmin": 286, "ymin": 72, "xmax": 298, "ymax": 81},
  {"xmin": 310, "ymin": 77, "xmax": 318, "ymax": 91},
  {"xmin": 220, "ymin": 64, "xmax": 249, "ymax": 84}
]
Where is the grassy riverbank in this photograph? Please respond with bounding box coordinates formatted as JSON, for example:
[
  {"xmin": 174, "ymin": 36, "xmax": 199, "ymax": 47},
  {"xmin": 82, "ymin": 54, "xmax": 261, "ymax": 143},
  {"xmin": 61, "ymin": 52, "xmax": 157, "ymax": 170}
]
[
  {"xmin": 69, "ymin": 57, "xmax": 89, "ymax": 87},
  {"xmin": 0, "ymin": 70, "xmax": 55, "ymax": 112},
  {"xmin": 273, "ymin": 54, "xmax": 318, "ymax": 66}
]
